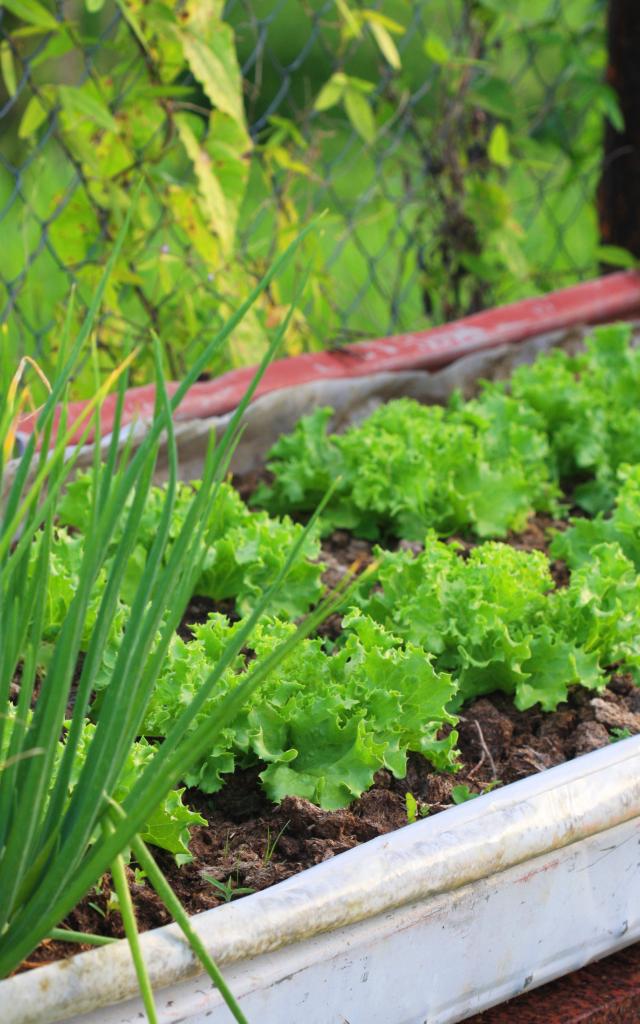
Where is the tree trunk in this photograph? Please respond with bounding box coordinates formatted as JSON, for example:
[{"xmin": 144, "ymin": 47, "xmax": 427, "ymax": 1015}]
[{"xmin": 598, "ymin": 0, "xmax": 640, "ymax": 260}]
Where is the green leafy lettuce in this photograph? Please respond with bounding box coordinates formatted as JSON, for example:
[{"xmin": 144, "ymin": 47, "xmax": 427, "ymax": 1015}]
[
  {"xmin": 255, "ymin": 394, "xmax": 556, "ymax": 540},
  {"xmin": 57, "ymin": 473, "xmax": 324, "ymax": 618},
  {"xmin": 493, "ymin": 323, "xmax": 640, "ymax": 512},
  {"xmin": 141, "ymin": 611, "xmax": 457, "ymax": 810},
  {"xmin": 353, "ymin": 535, "xmax": 640, "ymax": 711},
  {"xmin": 551, "ymin": 464, "xmax": 640, "ymax": 571}
]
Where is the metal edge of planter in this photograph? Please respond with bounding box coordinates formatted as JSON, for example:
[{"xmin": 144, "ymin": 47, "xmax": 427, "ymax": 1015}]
[{"xmin": 3, "ymin": 736, "xmax": 640, "ymax": 1024}]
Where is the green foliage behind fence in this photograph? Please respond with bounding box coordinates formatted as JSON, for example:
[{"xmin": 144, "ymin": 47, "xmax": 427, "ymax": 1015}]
[{"xmin": 0, "ymin": 0, "xmax": 618, "ymax": 394}]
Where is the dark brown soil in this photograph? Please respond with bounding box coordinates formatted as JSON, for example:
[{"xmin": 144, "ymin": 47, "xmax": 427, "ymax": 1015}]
[{"xmin": 19, "ymin": 510, "xmax": 640, "ymax": 973}]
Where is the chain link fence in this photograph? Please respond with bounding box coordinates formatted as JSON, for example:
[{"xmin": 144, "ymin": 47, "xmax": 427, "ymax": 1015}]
[{"xmin": 0, "ymin": 0, "xmax": 613, "ymax": 391}]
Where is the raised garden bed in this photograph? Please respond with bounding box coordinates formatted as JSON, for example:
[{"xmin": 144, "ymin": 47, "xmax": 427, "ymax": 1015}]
[{"xmin": 5, "ymin": 281, "xmax": 640, "ymax": 1023}]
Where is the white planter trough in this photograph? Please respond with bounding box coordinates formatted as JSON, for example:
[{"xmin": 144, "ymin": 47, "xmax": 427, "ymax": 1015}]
[
  {"xmin": 4, "ymin": 737, "xmax": 640, "ymax": 1024},
  {"xmin": 6, "ymin": 282, "xmax": 640, "ymax": 1024}
]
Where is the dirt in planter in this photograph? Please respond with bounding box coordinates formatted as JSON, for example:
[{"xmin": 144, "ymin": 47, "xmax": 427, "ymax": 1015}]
[
  {"xmin": 17, "ymin": 508, "xmax": 640, "ymax": 973},
  {"xmin": 22, "ymin": 670, "xmax": 640, "ymax": 972}
]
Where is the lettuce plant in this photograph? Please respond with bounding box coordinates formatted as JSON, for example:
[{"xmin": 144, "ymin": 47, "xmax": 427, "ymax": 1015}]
[
  {"xmin": 255, "ymin": 393, "xmax": 555, "ymax": 540},
  {"xmin": 141, "ymin": 612, "xmax": 457, "ymax": 809},
  {"xmin": 354, "ymin": 535, "xmax": 640, "ymax": 711},
  {"xmin": 255, "ymin": 322, "xmax": 640, "ymax": 538},
  {"xmin": 492, "ymin": 323, "xmax": 640, "ymax": 512},
  {"xmin": 57, "ymin": 475, "xmax": 324, "ymax": 618},
  {"xmin": 551, "ymin": 464, "xmax": 640, "ymax": 572}
]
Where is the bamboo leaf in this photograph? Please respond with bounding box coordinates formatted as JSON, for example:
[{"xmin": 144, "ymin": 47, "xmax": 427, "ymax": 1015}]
[
  {"xmin": 0, "ymin": 42, "xmax": 17, "ymax": 98},
  {"xmin": 314, "ymin": 74, "xmax": 345, "ymax": 111},
  {"xmin": 2, "ymin": 0, "xmax": 59, "ymax": 32},
  {"xmin": 368, "ymin": 21, "xmax": 401, "ymax": 69}
]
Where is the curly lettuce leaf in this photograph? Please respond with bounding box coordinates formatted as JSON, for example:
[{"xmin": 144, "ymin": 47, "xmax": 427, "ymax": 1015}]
[
  {"xmin": 551, "ymin": 464, "xmax": 640, "ymax": 572},
  {"xmin": 353, "ymin": 535, "xmax": 628, "ymax": 710},
  {"xmin": 140, "ymin": 609, "xmax": 457, "ymax": 809},
  {"xmin": 256, "ymin": 393, "xmax": 555, "ymax": 541},
  {"xmin": 56, "ymin": 474, "xmax": 324, "ymax": 618}
]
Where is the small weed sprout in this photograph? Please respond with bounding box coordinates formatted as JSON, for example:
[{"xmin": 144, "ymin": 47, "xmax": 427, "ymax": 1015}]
[
  {"xmin": 452, "ymin": 780, "xmax": 502, "ymax": 805},
  {"xmin": 404, "ymin": 792, "xmax": 429, "ymax": 823},
  {"xmin": 610, "ymin": 727, "xmax": 633, "ymax": 743},
  {"xmin": 203, "ymin": 874, "xmax": 256, "ymax": 903},
  {"xmin": 263, "ymin": 821, "xmax": 289, "ymax": 864}
]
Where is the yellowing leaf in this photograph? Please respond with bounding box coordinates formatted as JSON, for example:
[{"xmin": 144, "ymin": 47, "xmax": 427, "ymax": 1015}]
[
  {"xmin": 488, "ymin": 123, "xmax": 511, "ymax": 167},
  {"xmin": 424, "ymin": 32, "xmax": 451, "ymax": 64},
  {"xmin": 178, "ymin": 26, "xmax": 246, "ymax": 127},
  {"xmin": 361, "ymin": 11, "xmax": 404, "ymax": 33},
  {"xmin": 314, "ymin": 75, "xmax": 345, "ymax": 112},
  {"xmin": 0, "ymin": 41, "xmax": 17, "ymax": 98},
  {"xmin": 369, "ymin": 21, "xmax": 401, "ymax": 69},
  {"xmin": 334, "ymin": 0, "xmax": 360, "ymax": 37},
  {"xmin": 58, "ymin": 85, "xmax": 119, "ymax": 133},
  {"xmin": 2, "ymin": 0, "xmax": 59, "ymax": 31},
  {"xmin": 344, "ymin": 88, "xmax": 375, "ymax": 145},
  {"xmin": 185, "ymin": 0, "xmax": 224, "ymax": 28},
  {"xmin": 176, "ymin": 115, "xmax": 235, "ymax": 253}
]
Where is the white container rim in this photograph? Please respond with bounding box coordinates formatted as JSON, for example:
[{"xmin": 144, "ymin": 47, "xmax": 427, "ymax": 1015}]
[{"xmin": 4, "ymin": 734, "xmax": 640, "ymax": 1024}]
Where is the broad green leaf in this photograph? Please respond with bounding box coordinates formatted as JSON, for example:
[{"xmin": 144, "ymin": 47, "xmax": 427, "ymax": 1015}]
[
  {"xmin": 598, "ymin": 85, "xmax": 624, "ymax": 132},
  {"xmin": 314, "ymin": 75, "xmax": 345, "ymax": 111},
  {"xmin": 2, "ymin": 0, "xmax": 59, "ymax": 31},
  {"xmin": 596, "ymin": 245, "xmax": 637, "ymax": 269},
  {"xmin": 488, "ymin": 123, "xmax": 511, "ymax": 167},
  {"xmin": 424, "ymin": 32, "xmax": 451, "ymax": 64},
  {"xmin": 85, "ymin": 0, "xmax": 106, "ymax": 10},
  {"xmin": 344, "ymin": 88, "xmax": 376, "ymax": 145},
  {"xmin": 18, "ymin": 93, "xmax": 49, "ymax": 138},
  {"xmin": 58, "ymin": 85, "xmax": 119, "ymax": 133},
  {"xmin": 470, "ymin": 76, "xmax": 516, "ymax": 119},
  {"xmin": 27, "ymin": 26, "xmax": 76, "ymax": 69}
]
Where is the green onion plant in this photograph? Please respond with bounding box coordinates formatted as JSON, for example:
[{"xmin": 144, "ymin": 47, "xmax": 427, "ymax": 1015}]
[{"xmin": 0, "ymin": 209, "xmax": 346, "ymax": 1022}]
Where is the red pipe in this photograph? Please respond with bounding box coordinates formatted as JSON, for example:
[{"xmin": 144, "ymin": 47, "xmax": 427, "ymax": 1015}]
[{"xmin": 17, "ymin": 270, "xmax": 640, "ymax": 446}]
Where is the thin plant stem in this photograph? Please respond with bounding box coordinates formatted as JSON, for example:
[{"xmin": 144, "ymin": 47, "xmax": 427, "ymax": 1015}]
[
  {"xmin": 104, "ymin": 821, "xmax": 158, "ymax": 1024},
  {"xmin": 120, "ymin": 819, "xmax": 249, "ymax": 1024},
  {"xmin": 48, "ymin": 928, "xmax": 117, "ymax": 947}
]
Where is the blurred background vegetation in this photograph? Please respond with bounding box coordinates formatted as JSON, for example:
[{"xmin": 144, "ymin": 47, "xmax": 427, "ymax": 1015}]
[{"xmin": 0, "ymin": 0, "xmax": 627, "ymax": 395}]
